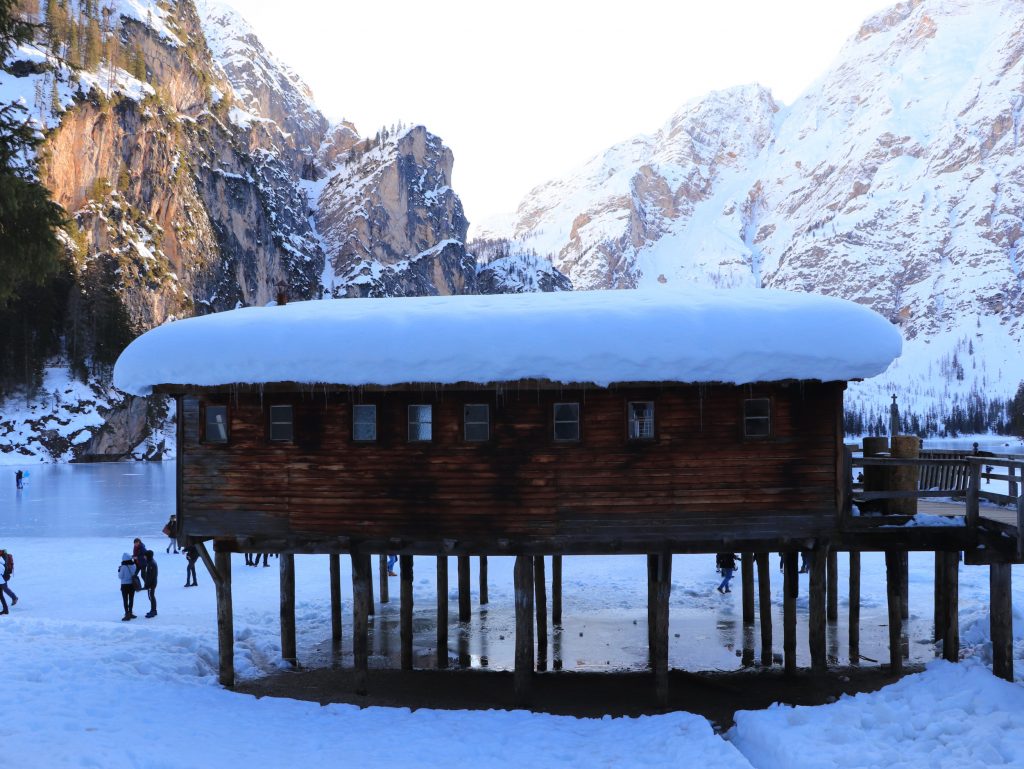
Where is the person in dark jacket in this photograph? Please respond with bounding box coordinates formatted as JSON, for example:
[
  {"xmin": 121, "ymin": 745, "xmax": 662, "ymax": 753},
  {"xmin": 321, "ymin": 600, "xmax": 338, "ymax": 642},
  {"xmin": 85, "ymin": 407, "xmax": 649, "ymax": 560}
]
[
  {"xmin": 132, "ymin": 538, "xmax": 147, "ymax": 575},
  {"xmin": 164, "ymin": 515, "xmax": 179, "ymax": 554},
  {"xmin": 715, "ymin": 552, "xmax": 738, "ymax": 594},
  {"xmin": 184, "ymin": 545, "xmax": 199, "ymax": 587},
  {"xmin": 118, "ymin": 553, "xmax": 137, "ymax": 621},
  {"xmin": 143, "ymin": 550, "xmax": 158, "ymax": 618},
  {"xmin": 0, "ymin": 548, "xmax": 16, "ymax": 613}
]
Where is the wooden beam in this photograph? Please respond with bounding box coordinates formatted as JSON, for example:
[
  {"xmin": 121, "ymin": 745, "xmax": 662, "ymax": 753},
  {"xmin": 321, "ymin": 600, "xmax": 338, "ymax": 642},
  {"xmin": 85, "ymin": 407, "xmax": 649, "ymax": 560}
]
[
  {"xmin": 552, "ymin": 555, "xmax": 563, "ymax": 627},
  {"xmin": 899, "ymin": 551, "xmax": 909, "ymax": 622},
  {"xmin": 195, "ymin": 541, "xmax": 222, "ymax": 588},
  {"xmin": 756, "ymin": 552, "xmax": 772, "ymax": 667},
  {"xmin": 279, "ymin": 553, "xmax": 296, "ymax": 666},
  {"xmin": 826, "ymin": 550, "xmax": 838, "ymax": 623},
  {"xmin": 934, "ymin": 551, "xmax": 946, "ymax": 643},
  {"xmin": 783, "ymin": 552, "xmax": 798, "ymax": 675},
  {"xmin": 647, "ymin": 554, "xmax": 656, "ymax": 669},
  {"xmin": 458, "ymin": 555, "xmax": 471, "ymax": 623},
  {"xmin": 514, "ymin": 554, "xmax": 534, "ymax": 705},
  {"xmin": 809, "ymin": 546, "xmax": 827, "ymax": 675},
  {"xmin": 329, "ymin": 553, "xmax": 342, "ymax": 643},
  {"xmin": 351, "ymin": 552, "xmax": 371, "ymax": 695},
  {"xmin": 848, "ymin": 551, "xmax": 860, "ymax": 665},
  {"xmin": 213, "ymin": 548, "xmax": 234, "ymax": 688},
  {"xmin": 990, "ymin": 562, "xmax": 1013, "ymax": 682},
  {"xmin": 534, "ymin": 556, "xmax": 548, "ymax": 672},
  {"xmin": 367, "ymin": 555, "xmax": 375, "ymax": 616},
  {"xmin": 885, "ymin": 550, "xmax": 902, "ymax": 674},
  {"xmin": 741, "ymin": 553, "xmax": 755, "ymax": 625},
  {"xmin": 400, "ymin": 554, "xmax": 413, "ymax": 670},
  {"xmin": 479, "ymin": 555, "xmax": 488, "ymax": 606},
  {"xmin": 437, "ymin": 556, "xmax": 449, "ymax": 669},
  {"xmin": 653, "ymin": 553, "xmax": 672, "ymax": 707},
  {"xmin": 379, "ymin": 554, "xmax": 390, "ymax": 604},
  {"xmin": 941, "ymin": 551, "xmax": 959, "ymax": 663}
]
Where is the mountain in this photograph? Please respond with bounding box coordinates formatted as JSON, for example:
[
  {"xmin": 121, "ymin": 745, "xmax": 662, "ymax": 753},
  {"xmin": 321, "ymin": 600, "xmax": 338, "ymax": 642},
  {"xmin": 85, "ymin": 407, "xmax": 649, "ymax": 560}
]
[{"xmin": 477, "ymin": 0, "xmax": 1024, "ymax": 434}]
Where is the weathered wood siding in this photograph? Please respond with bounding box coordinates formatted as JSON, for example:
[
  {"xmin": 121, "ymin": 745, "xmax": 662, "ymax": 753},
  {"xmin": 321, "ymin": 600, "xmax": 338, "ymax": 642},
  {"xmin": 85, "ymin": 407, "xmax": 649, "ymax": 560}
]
[{"xmin": 179, "ymin": 381, "xmax": 843, "ymax": 551}]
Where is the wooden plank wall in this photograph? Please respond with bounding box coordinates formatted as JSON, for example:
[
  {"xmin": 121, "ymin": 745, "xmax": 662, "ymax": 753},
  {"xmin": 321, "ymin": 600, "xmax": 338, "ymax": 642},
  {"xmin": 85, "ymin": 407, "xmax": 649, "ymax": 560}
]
[{"xmin": 180, "ymin": 381, "xmax": 843, "ymax": 549}]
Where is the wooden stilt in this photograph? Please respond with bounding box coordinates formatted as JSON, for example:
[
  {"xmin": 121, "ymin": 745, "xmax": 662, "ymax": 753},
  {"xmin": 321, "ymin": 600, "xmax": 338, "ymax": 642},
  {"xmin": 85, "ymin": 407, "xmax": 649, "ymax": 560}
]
[
  {"xmin": 436, "ymin": 556, "xmax": 448, "ymax": 669},
  {"xmin": 367, "ymin": 554, "xmax": 375, "ymax": 616},
  {"xmin": 279, "ymin": 552, "xmax": 296, "ymax": 666},
  {"xmin": 534, "ymin": 555, "xmax": 548, "ymax": 672},
  {"xmin": 209, "ymin": 546, "xmax": 234, "ymax": 688},
  {"xmin": 826, "ymin": 550, "xmax": 838, "ymax": 623},
  {"xmin": 941, "ymin": 551, "xmax": 959, "ymax": 663},
  {"xmin": 379, "ymin": 554, "xmax": 389, "ymax": 604},
  {"xmin": 885, "ymin": 550, "xmax": 902, "ymax": 674},
  {"xmin": 783, "ymin": 552, "xmax": 798, "ymax": 675},
  {"xmin": 479, "ymin": 555, "xmax": 488, "ymax": 606},
  {"xmin": 809, "ymin": 546, "xmax": 827, "ymax": 674},
  {"xmin": 755, "ymin": 552, "xmax": 772, "ymax": 666},
  {"xmin": 899, "ymin": 551, "xmax": 909, "ymax": 621},
  {"xmin": 848, "ymin": 551, "xmax": 861, "ymax": 665},
  {"xmin": 653, "ymin": 553, "xmax": 672, "ymax": 707},
  {"xmin": 513, "ymin": 555, "xmax": 534, "ymax": 705},
  {"xmin": 330, "ymin": 554, "xmax": 342, "ymax": 643},
  {"xmin": 458, "ymin": 555, "xmax": 471, "ymax": 623},
  {"xmin": 934, "ymin": 551, "xmax": 946, "ymax": 643},
  {"xmin": 552, "ymin": 555, "xmax": 562, "ymax": 626},
  {"xmin": 990, "ymin": 563, "xmax": 1013, "ymax": 682},
  {"xmin": 741, "ymin": 553, "xmax": 755, "ymax": 626},
  {"xmin": 400, "ymin": 554, "xmax": 413, "ymax": 670},
  {"xmin": 351, "ymin": 552, "xmax": 371, "ymax": 695},
  {"xmin": 646, "ymin": 554, "xmax": 656, "ymax": 669}
]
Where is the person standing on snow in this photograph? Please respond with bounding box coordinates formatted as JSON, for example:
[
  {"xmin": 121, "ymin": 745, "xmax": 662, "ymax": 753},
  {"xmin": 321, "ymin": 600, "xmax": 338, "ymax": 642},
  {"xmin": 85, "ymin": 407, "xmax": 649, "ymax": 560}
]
[
  {"xmin": 163, "ymin": 515, "xmax": 179, "ymax": 554},
  {"xmin": 142, "ymin": 550, "xmax": 158, "ymax": 618},
  {"xmin": 183, "ymin": 545, "xmax": 199, "ymax": 587},
  {"xmin": 715, "ymin": 552, "xmax": 738, "ymax": 594},
  {"xmin": 132, "ymin": 537, "xmax": 147, "ymax": 575},
  {"xmin": 119, "ymin": 553, "xmax": 138, "ymax": 621},
  {"xmin": 0, "ymin": 548, "xmax": 16, "ymax": 614},
  {"xmin": 14, "ymin": 470, "xmax": 23, "ymax": 490}
]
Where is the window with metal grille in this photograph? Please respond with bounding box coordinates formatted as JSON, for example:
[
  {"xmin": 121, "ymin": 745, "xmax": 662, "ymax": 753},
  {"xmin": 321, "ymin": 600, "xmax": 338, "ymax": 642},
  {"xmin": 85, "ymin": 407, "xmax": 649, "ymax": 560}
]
[
  {"xmin": 628, "ymin": 401, "xmax": 654, "ymax": 440},
  {"xmin": 744, "ymin": 398, "xmax": 771, "ymax": 438},
  {"xmin": 204, "ymin": 404, "xmax": 228, "ymax": 444},
  {"xmin": 553, "ymin": 402, "xmax": 580, "ymax": 441},
  {"xmin": 353, "ymin": 404, "xmax": 377, "ymax": 442},
  {"xmin": 464, "ymin": 404, "xmax": 489, "ymax": 442},
  {"xmin": 408, "ymin": 404, "xmax": 433, "ymax": 442},
  {"xmin": 269, "ymin": 404, "xmax": 294, "ymax": 442}
]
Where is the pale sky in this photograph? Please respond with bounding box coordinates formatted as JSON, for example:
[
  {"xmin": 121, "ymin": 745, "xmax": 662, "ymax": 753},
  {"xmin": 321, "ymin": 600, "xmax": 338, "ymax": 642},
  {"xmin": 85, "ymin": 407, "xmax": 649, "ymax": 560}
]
[{"xmin": 221, "ymin": 0, "xmax": 895, "ymax": 231}]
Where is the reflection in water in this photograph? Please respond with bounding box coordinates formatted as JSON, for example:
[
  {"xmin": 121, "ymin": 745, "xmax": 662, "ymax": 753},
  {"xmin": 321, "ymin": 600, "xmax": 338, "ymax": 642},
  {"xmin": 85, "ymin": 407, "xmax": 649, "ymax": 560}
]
[
  {"xmin": 457, "ymin": 623, "xmax": 471, "ymax": 668},
  {"xmin": 553, "ymin": 627, "xmax": 563, "ymax": 671}
]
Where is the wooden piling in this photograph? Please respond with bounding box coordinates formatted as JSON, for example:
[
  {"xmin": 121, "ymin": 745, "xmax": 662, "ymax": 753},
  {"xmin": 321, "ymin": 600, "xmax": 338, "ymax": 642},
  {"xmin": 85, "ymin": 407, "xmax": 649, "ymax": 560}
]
[
  {"xmin": 351, "ymin": 552, "xmax": 371, "ymax": 695},
  {"xmin": 210, "ymin": 546, "xmax": 234, "ymax": 688},
  {"xmin": 899, "ymin": 551, "xmax": 909, "ymax": 622},
  {"xmin": 848, "ymin": 551, "xmax": 861, "ymax": 665},
  {"xmin": 741, "ymin": 553, "xmax": 755, "ymax": 626},
  {"xmin": 279, "ymin": 552, "xmax": 297, "ymax": 666},
  {"xmin": 934, "ymin": 551, "xmax": 946, "ymax": 643},
  {"xmin": 400, "ymin": 554, "xmax": 413, "ymax": 670},
  {"xmin": 755, "ymin": 552, "xmax": 772, "ymax": 666},
  {"xmin": 941, "ymin": 551, "xmax": 959, "ymax": 662},
  {"xmin": 513, "ymin": 555, "xmax": 535, "ymax": 705},
  {"xmin": 647, "ymin": 554, "xmax": 656, "ymax": 669},
  {"xmin": 329, "ymin": 553, "xmax": 342, "ymax": 643},
  {"xmin": 437, "ymin": 556, "xmax": 449, "ymax": 669},
  {"xmin": 552, "ymin": 555, "xmax": 562, "ymax": 626},
  {"xmin": 479, "ymin": 555, "xmax": 488, "ymax": 606},
  {"xmin": 809, "ymin": 546, "xmax": 827, "ymax": 675},
  {"xmin": 367, "ymin": 555, "xmax": 374, "ymax": 616},
  {"xmin": 379, "ymin": 554, "xmax": 389, "ymax": 604},
  {"xmin": 826, "ymin": 550, "xmax": 838, "ymax": 623},
  {"xmin": 990, "ymin": 563, "xmax": 1013, "ymax": 682},
  {"xmin": 653, "ymin": 553, "xmax": 672, "ymax": 707},
  {"xmin": 783, "ymin": 552, "xmax": 798, "ymax": 675},
  {"xmin": 534, "ymin": 556, "xmax": 548, "ymax": 672},
  {"xmin": 458, "ymin": 555, "xmax": 471, "ymax": 623},
  {"xmin": 885, "ymin": 551, "xmax": 902, "ymax": 674}
]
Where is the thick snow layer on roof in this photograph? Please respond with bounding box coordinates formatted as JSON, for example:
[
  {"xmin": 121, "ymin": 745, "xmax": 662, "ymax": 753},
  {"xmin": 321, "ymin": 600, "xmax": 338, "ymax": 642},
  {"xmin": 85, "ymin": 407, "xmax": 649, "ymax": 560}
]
[{"xmin": 112, "ymin": 288, "xmax": 902, "ymax": 394}]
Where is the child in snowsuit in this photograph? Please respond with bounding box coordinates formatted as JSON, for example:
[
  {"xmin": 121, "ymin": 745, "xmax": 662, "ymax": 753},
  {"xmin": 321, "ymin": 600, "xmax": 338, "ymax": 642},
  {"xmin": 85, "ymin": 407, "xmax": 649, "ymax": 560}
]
[
  {"xmin": 716, "ymin": 552, "xmax": 738, "ymax": 594},
  {"xmin": 119, "ymin": 553, "xmax": 137, "ymax": 621}
]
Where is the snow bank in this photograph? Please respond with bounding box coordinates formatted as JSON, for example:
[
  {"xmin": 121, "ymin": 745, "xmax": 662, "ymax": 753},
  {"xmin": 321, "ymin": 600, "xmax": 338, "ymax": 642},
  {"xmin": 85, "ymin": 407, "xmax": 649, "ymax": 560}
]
[{"xmin": 113, "ymin": 287, "xmax": 902, "ymax": 394}]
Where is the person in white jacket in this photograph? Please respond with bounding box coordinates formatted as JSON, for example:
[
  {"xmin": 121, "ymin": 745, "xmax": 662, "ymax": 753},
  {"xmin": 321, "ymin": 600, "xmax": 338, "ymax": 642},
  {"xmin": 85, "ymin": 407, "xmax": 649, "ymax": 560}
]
[{"xmin": 118, "ymin": 553, "xmax": 137, "ymax": 621}]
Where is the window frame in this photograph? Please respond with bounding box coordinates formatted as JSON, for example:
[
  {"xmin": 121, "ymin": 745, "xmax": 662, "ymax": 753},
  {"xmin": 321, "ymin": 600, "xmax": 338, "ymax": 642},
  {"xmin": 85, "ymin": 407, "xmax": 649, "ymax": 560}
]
[
  {"xmin": 553, "ymin": 402, "xmax": 581, "ymax": 442},
  {"xmin": 352, "ymin": 404, "xmax": 377, "ymax": 443},
  {"xmin": 268, "ymin": 404, "xmax": 294, "ymax": 443},
  {"xmin": 626, "ymin": 400, "xmax": 655, "ymax": 441},
  {"xmin": 407, "ymin": 404, "xmax": 433, "ymax": 443},
  {"xmin": 202, "ymin": 403, "xmax": 229, "ymax": 445},
  {"xmin": 743, "ymin": 397, "xmax": 772, "ymax": 439},
  {"xmin": 463, "ymin": 403, "xmax": 490, "ymax": 442}
]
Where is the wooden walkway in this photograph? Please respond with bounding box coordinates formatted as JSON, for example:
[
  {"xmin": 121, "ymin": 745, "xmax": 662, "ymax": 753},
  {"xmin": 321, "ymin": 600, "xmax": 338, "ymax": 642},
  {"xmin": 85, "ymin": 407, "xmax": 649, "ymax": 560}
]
[{"xmin": 917, "ymin": 499, "xmax": 1020, "ymax": 528}]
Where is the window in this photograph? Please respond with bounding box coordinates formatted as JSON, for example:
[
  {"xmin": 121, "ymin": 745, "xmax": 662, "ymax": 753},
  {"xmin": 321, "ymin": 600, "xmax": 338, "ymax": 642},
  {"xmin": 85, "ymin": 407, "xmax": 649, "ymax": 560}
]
[
  {"xmin": 553, "ymin": 402, "xmax": 580, "ymax": 441},
  {"xmin": 204, "ymin": 404, "xmax": 228, "ymax": 444},
  {"xmin": 353, "ymin": 404, "xmax": 377, "ymax": 442},
  {"xmin": 744, "ymin": 398, "xmax": 771, "ymax": 437},
  {"xmin": 464, "ymin": 404, "xmax": 489, "ymax": 442},
  {"xmin": 408, "ymin": 404, "xmax": 432, "ymax": 442},
  {"xmin": 269, "ymin": 404, "xmax": 293, "ymax": 442},
  {"xmin": 628, "ymin": 401, "xmax": 654, "ymax": 440}
]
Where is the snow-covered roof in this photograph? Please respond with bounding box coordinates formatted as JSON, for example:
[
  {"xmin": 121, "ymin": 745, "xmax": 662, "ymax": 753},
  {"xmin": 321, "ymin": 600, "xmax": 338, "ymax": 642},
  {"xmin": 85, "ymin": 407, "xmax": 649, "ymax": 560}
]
[{"xmin": 112, "ymin": 288, "xmax": 902, "ymax": 395}]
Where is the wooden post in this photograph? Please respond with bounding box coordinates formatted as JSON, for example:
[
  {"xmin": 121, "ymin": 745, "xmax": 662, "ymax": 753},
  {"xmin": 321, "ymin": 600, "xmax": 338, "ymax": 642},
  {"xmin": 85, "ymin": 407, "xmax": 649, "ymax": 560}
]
[
  {"xmin": 513, "ymin": 555, "xmax": 534, "ymax": 705},
  {"xmin": 400, "ymin": 554, "xmax": 413, "ymax": 670},
  {"xmin": 899, "ymin": 551, "xmax": 909, "ymax": 622},
  {"xmin": 479, "ymin": 555, "xmax": 488, "ymax": 606},
  {"xmin": 934, "ymin": 551, "xmax": 947, "ymax": 643},
  {"xmin": 646, "ymin": 554, "xmax": 656, "ymax": 669},
  {"xmin": 848, "ymin": 551, "xmax": 861, "ymax": 665},
  {"xmin": 941, "ymin": 551, "xmax": 959, "ymax": 663},
  {"xmin": 826, "ymin": 550, "xmax": 838, "ymax": 623},
  {"xmin": 783, "ymin": 552, "xmax": 798, "ymax": 675},
  {"xmin": 755, "ymin": 552, "xmax": 772, "ymax": 666},
  {"xmin": 329, "ymin": 554, "xmax": 342, "ymax": 643},
  {"xmin": 741, "ymin": 553, "xmax": 755, "ymax": 626},
  {"xmin": 379, "ymin": 554, "xmax": 389, "ymax": 604},
  {"xmin": 653, "ymin": 553, "xmax": 672, "ymax": 707},
  {"xmin": 458, "ymin": 555, "xmax": 471, "ymax": 623},
  {"xmin": 885, "ymin": 551, "xmax": 902, "ymax": 674},
  {"xmin": 809, "ymin": 546, "xmax": 827, "ymax": 675},
  {"xmin": 367, "ymin": 555, "xmax": 375, "ymax": 616},
  {"xmin": 351, "ymin": 552, "xmax": 371, "ymax": 695},
  {"xmin": 279, "ymin": 553, "xmax": 296, "ymax": 666},
  {"xmin": 534, "ymin": 556, "xmax": 548, "ymax": 672},
  {"xmin": 210, "ymin": 546, "xmax": 234, "ymax": 688},
  {"xmin": 436, "ymin": 556, "xmax": 448, "ymax": 669},
  {"xmin": 890, "ymin": 436, "xmax": 920, "ymax": 516},
  {"xmin": 552, "ymin": 555, "xmax": 562, "ymax": 626},
  {"xmin": 862, "ymin": 436, "xmax": 890, "ymax": 514},
  {"xmin": 990, "ymin": 563, "xmax": 1013, "ymax": 682},
  {"xmin": 966, "ymin": 462, "xmax": 981, "ymax": 531}
]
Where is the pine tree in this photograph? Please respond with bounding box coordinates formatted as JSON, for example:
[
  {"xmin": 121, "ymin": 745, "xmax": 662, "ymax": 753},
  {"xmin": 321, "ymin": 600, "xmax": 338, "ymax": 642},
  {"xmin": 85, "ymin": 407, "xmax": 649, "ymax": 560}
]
[
  {"xmin": 49, "ymin": 72, "xmax": 60, "ymax": 114},
  {"xmin": 84, "ymin": 15, "xmax": 98, "ymax": 68}
]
